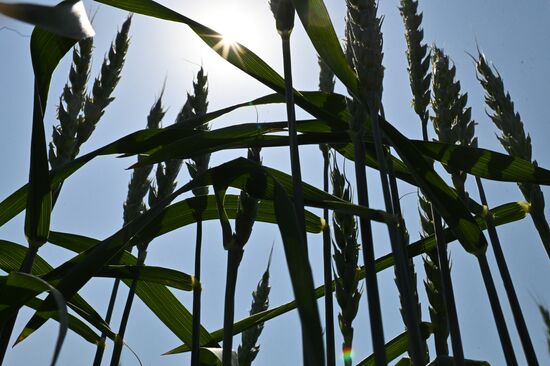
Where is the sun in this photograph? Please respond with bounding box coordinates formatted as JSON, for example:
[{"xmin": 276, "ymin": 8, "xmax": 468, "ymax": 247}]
[
  {"xmin": 213, "ymin": 28, "xmax": 242, "ymax": 60},
  {"xmin": 207, "ymin": 5, "xmax": 264, "ymax": 60}
]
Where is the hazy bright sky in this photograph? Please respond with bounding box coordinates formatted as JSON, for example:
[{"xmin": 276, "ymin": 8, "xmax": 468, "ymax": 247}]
[{"xmin": 1, "ymin": 1, "xmax": 550, "ymax": 365}]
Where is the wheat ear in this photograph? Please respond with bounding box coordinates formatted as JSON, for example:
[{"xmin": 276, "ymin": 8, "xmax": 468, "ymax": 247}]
[
  {"xmin": 49, "ymin": 37, "xmax": 93, "ymax": 169},
  {"xmin": 476, "ymin": 53, "xmax": 550, "ymax": 258},
  {"xmin": 330, "ymin": 158, "xmax": 361, "ymax": 366},
  {"xmin": 417, "ymin": 192, "xmax": 449, "ymax": 356},
  {"xmin": 184, "ymin": 67, "xmax": 211, "ymax": 196},
  {"xmin": 399, "ymin": 4, "xmax": 458, "ymax": 362},
  {"xmin": 431, "ymin": 47, "xmax": 476, "ymax": 198},
  {"xmin": 237, "ymin": 249, "xmax": 272, "ymax": 366},
  {"xmin": 455, "ymin": 52, "xmax": 538, "ymax": 364},
  {"xmin": 399, "ymin": 0, "xmax": 431, "ymax": 131},
  {"xmin": 433, "ymin": 47, "xmax": 518, "ymax": 364},
  {"xmin": 78, "ymin": 15, "xmax": 132, "ymax": 148}
]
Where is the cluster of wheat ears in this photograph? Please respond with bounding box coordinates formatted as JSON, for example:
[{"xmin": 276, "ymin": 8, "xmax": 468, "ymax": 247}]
[{"xmin": 0, "ymin": 0, "xmax": 549, "ymax": 365}]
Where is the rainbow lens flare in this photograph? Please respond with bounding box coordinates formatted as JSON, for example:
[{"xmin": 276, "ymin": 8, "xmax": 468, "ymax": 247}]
[{"xmin": 342, "ymin": 346, "xmax": 353, "ymax": 363}]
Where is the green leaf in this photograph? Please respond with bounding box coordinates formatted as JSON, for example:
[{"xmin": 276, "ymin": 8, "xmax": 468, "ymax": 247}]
[
  {"xmin": 395, "ymin": 358, "xmax": 412, "ymax": 366},
  {"xmin": 290, "ymin": 0, "xmax": 357, "ymax": 91},
  {"xmin": 16, "ymin": 181, "xmax": 192, "ymax": 344},
  {"xmin": 0, "ymin": 94, "xmax": 285, "ymax": 229},
  {"xmin": 414, "ymin": 140, "xmax": 550, "ymax": 185},
  {"xmin": 383, "ymin": 121, "xmax": 487, "ymax": 255},
  {"xmin": 25, "ymin": 28, "xmax": 76, "ymax": 247},
  {"xmin": 124, "ymin": 114, "xmax": 550, "ymax": 190},
  {"xmin": 1, "ymin": 235, "xmax": 193, "ymax": 293},
  {"xmin": 46, "ymin": 232, "xmax": 215, "ymax": 348},
  {"xmin": 271, "ymin": 183, "xmax": 325, "ymax": 365},
  {"xmin": 0, "ymin": 272, "xmax": 67, "ymax": 366},
  {"xmin": 0, "ymin": 240, "xmax": 54, "ymax": 276},
  {"xmin": 181, "ymin": 158, "xmax": 393, "ymax": 224},
  {"xmin": 0, "ymin": 240, "xmax": 114, "ymax": 344},
  {"xmin": 2, "ymin": 87, "xmax": 546, "ymax": 231},
  {"xmin": 132, "ymin": 122, "xmax": 287, "ymax": 167},
  {"xmin": 164, "ymin": 200, "xmax": 529, "ymax": 354},
  {"xmin": 24, "ymin": 297, "xmax": 100, "ymax": 345},
  {"xmin": 356, "ymin": 323, "xmax": 432, "ymax": 366}
]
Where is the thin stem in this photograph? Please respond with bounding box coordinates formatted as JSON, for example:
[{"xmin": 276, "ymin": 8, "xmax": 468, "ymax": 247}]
[
  {"xmin": 421, "ymin": 125, "xmax": 465, "ymax": 365},
  {"xmin": 477, "ymin": 254, "xmax": 518, "ymax": 365},
  {"xmin": 281, "ymin": 33, "xmax": 314, "ymax": 366},
  {"xmin": 368, "ymin": 111, "xmax": 424, "ymax": 365},
  {"xmin": 93, "ymin": 278, "xmax": 121, "ymax": 366},
  {"xmin": 475, "ymin": 177, "xmax": 539, "ymax": 365},
  {"xmin": 222, "ymin": 249, "xmax": 243, "ymax": 366},
  {"xmin": 109, "ymin": 249, "xmax": 147, "ymax": 366},
  {"xmin": 529, "ymin": 201, "xmax": 550, "ymax": 259},
  {"xmin": 351, "ymin": 134, "xmax": 386, "ymax": 366},
  {"xmin": 431, "ymin": 211, "xmax": 465, "ymax": 364},
  {"xmin": 387, "ymin": 152, "xmax": 428, "ymax": 363},
  {"xmin": 322, "ymin": 150, "xmax": 336, "ymax": 366},
  {"xmin": 281, "ymin": 35, "xmax": 306, "ymax": 247},
  {"xmin": 191, "ymin": 219, "xmax": 203, "ymax": 366}
]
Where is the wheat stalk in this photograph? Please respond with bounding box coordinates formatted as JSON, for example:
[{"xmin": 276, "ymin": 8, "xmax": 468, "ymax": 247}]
[
  {"xmin": 317, "ymin": 55, "xmax": 337, "ymax": 366},
  {"xmin": 269, "ymin": 0, "xmax": 308, "ymax": 246},
  {"xmin": 111, "ymin": 70, "xmax": 210, "ymax": 365},
  {"xmin": 330, "ymin": 158, "xmax": 361, "ymax": 366},
  {"xmin": 170, "ymin": 68, "xmax": 212, "ymax": 366},
  {"xmin": 346, "ymin": 2, "xmax": 426, "ymax": 364},
  {"xmin": 449, "ymin": 51, "xmax": 538, "ymax": 365},
  {"xmin": 396, "ymin": 8, "xmax": 437, "ymax": 362},
  {"xmin": 475, "ymin": 53, "xmax": 550, "ymax": 258},
  {"xmin": 96, "ymin": 92, "xmax": 165, "ymax": 366},
  {"xmin": 433, "ymin": 47, "xmax": 520, "ymax": 364},
  {"xmin": 399, "ymin": 3, "xmax": 459, "ymax": 362},
  {"xmin": 222, "ymin": 147, "xmax": 262, "ymax": 365},
  {"xmin": 343, "ymin": 1, "xmax": 387, "ymax": 363}
]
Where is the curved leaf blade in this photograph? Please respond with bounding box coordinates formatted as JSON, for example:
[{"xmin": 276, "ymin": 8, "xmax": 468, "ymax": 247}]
[{"xmin": 0, "ymin": 273, "xmax": 67, "ymax": 366}]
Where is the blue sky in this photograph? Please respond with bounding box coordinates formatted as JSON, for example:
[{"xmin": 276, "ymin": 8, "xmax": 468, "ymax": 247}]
[{"xmin": 1, "ymin": 0, "xmax": 549, "ymax": 365}]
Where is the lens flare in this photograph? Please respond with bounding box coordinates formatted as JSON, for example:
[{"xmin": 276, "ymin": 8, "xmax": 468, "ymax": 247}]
[
  {"xmin": 212, "ymin": 32, "xmax": 242, "ymax": 61},
  {"xmin": 342, "ymin": 346, "xmax": 353, "ymax": 363}
]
